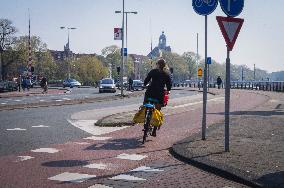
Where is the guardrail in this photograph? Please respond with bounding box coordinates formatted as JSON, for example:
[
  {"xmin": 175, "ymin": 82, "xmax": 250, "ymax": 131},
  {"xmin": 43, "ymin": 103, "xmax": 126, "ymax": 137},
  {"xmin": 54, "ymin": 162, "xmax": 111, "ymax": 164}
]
[{"xmin": 173, "ymin": 81, "xmax": 284, "ymax": 92}]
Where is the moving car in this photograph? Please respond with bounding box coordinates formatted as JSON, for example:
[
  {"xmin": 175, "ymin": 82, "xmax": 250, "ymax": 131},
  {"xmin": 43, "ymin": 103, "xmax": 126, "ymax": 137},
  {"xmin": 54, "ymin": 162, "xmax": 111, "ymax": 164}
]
[
  {"xmin": 132, "ymin": 80, "xmax": 144, "ymax": 91},
  {"xmin": 63, "ymin": 79, "xmax": 81, "ymax": 88},
  {"xmin": 99, "ymin": 78, "xmax": 116, "ymax": 93}
]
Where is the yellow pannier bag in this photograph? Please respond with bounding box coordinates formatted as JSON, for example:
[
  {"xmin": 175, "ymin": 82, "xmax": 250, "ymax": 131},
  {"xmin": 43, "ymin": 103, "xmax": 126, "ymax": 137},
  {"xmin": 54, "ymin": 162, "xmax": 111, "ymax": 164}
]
[
  {"xmin": 151, "ymin": 109, "xmax": 164, "ymax": 127},
  {"xmin": 133, "ymin": 106, "xmax": 146, "ymax": 124}
]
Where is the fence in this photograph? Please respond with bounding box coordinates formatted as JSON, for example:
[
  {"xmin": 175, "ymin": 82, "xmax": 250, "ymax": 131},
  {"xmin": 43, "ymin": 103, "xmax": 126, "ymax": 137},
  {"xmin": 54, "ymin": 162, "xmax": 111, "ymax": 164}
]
[{"xmin": 173, "ymin": 81, "xmax": 284, "ymax": 92}]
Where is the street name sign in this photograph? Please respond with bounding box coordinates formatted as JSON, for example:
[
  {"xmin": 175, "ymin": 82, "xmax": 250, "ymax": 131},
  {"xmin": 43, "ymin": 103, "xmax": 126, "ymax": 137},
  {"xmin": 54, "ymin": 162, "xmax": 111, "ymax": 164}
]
[
  {"xmin": 192, "ymin": 0, "xmax": 218, "ymax": 16},
  {"xmin": 114, "ymin": 28, "xmax": 122, "ymax": 40},
  {"xmin": 216, "ymin": 16, "xmax": 244, "ymax": 51},
  {"xmin": 219, "ymin": 0, "xmax": 244, "ymax": 17}
]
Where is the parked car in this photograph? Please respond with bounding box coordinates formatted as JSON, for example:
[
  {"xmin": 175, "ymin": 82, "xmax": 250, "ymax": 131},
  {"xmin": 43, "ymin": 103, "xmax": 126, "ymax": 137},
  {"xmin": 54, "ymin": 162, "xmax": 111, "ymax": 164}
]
[
  {"xmin": 63, "ymin": 79, "xmax": 81, "ymax": 88},
  {"xmin": 132, "ymin": 80, "xmax": 144, "ymax": 91},
  {"xmin": 99, "ymin": 78, "xmax": 116, "ymax": 93}
]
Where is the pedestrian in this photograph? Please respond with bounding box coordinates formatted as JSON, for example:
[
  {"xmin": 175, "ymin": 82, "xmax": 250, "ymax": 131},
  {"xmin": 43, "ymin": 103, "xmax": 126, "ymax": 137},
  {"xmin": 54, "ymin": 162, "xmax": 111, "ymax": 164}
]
[
  {"xmin": 128, "ymin": 77, "xmax": 133, "ymax": 91},
  {"xmin": 217, "ymin": 76, "xmax": 222, "ymax": 89},
  {"xmin": 40, "ymin": 76, "xmax": 48, "ymax": 94},
  {"xmin": 143, "ymin": 58, "xmax": 172, "ymax": 137},
  {"xmin": 17, "ymin": 75, "xmax": 21, "ymax": 92}
]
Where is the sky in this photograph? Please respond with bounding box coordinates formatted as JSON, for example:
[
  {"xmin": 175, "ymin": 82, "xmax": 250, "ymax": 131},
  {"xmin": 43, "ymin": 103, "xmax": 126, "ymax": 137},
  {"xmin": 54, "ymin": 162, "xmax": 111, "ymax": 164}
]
[{"xmin": 1, "ymin": 0, "xmax": 284, "ymax": 73}]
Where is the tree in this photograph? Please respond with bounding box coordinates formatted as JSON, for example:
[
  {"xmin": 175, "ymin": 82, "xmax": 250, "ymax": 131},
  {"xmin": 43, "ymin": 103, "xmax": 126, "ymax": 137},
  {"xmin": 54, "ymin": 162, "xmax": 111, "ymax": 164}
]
[
  {"xmin": 0, "ymin": 19, "xmax": 17, "ymax": 80},
  {"xmin": 101, "ymin": 45, "xmax": 121, "ymax": 80},
  {"xmin": 74, "ymin": 56, "xmax": 108, "ymax": 85},
  {"xmin": 182, "ymin": 52, "xmax": 197, "ymax": 80}
]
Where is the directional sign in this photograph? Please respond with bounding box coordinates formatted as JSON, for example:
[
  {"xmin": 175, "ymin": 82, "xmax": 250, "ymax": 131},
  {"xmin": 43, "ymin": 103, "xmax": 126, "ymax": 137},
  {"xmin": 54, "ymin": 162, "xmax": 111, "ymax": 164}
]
[
  {"xmin": 121, "ymin": 48, "xmax": 127, "ymax": 56},
  {"xmin": 198, "ymin": 67, "xmax": 203, "ymax": 77},
  {"xmin": 219, "ymin": 0, "xmax": 244, "ymax": 17},
  {"xmin": 207, "ymin": 57, "xmax": 212, "ymax": 64},
  {"xmin": 216, "ymin": 16, "xmax": 244, "ymax": 51},
  {"xmin": 114, "ymin": 28, "xmax": 122, "ymax": 40},
  {"xmin": 192, "ymin": 0, "xmax": 218, "ymax": 16}
]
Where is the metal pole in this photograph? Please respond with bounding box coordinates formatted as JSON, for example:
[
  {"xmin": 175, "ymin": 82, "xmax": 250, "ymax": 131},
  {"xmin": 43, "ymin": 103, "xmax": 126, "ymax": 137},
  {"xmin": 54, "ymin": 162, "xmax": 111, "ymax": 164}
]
[
  {"xmin": 225, "ymin": 46, "xmax": 230, "ymax": 152},
  {"xmin": 254, "ymin": 64, "xmax": 256, "ymax": 81},
  {"xmin": 202, "ymin": 15, "xmax": 208, "ymax": 140},
  {"xmin": 125, "ymin": 13, "xmax": 128, "ymax": 80},
  {"xmin": 68, "ymin": 29, "xmax": 70, "ymax": 79},
  {"xmin": 120, "ymin": 0, "xmax": 125, "ymax": 96},
  {"xmin": 196, "ymin": 33, "xmax": 199, "ymax": 81}
]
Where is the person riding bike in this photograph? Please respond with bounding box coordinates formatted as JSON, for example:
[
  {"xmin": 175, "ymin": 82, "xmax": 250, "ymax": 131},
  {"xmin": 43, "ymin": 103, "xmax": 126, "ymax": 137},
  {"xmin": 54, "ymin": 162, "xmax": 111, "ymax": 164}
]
[{"xmin": 143, "ymin": 58, "xmax": 172, "ymax": 137}]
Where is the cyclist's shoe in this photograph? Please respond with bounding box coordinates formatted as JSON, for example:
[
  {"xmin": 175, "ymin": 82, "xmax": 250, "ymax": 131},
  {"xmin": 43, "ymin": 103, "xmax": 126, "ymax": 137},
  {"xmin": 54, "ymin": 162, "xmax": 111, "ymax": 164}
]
[{"xmin": 151, "ymin": 127, "xmax": 157, "ymax": 137}]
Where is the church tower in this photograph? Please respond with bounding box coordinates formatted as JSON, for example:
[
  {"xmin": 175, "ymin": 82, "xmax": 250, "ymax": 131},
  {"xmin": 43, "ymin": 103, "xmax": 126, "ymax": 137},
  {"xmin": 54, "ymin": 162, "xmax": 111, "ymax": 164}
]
[{"xmin": 158, "ymin": 31, "xmax": 166, "ymax": 49}]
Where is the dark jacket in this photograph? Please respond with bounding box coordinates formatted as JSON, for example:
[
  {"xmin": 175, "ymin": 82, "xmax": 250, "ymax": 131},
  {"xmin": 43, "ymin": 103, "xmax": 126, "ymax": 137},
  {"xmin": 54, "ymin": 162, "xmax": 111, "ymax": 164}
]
[
  {"xmin": 217, "ymin": 77, "xmax": 222, "ymax": 85},
  {"xmin": 144, "ymin": 69, "xmax": 172, "ymax": 105}
]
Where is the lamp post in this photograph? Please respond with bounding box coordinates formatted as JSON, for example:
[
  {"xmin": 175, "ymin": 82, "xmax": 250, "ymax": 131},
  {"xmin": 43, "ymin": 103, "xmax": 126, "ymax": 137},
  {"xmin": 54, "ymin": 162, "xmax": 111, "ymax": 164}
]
[
  {"xmin": 60, "ymin": 26, "xmax": 77, "ymax": 79},
  {"xmin": 115, "ymin": 10, "xmax": 137, "ymax": 94}
]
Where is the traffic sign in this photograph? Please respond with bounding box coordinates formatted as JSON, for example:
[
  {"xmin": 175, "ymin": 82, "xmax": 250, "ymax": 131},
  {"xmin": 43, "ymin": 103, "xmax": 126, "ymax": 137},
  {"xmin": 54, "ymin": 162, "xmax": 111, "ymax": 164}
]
[
  {"xmin": 207, "ymin": 57, "xmax": 211, "ymax": 64},
  {"xmin": 114, "ymin": 28, "xmax": 122, "ymax": 40},
  {"xmin": 216, "ymin": 16, "xmax": 244, "ymax": 51},
  {"xmin": 219, "ymin": 0, "xmax": 244, "ymax": 17},
  {"xmin": 121, "ymin": 48, "xmax": 127, "ymax": 56},
  {"xmin": 198, "ymin": 67, "xmax": 203, "ymax": 77},
  {"xmin": 192, "ymin": 0, "xmax": 218, "ymax": 16}
]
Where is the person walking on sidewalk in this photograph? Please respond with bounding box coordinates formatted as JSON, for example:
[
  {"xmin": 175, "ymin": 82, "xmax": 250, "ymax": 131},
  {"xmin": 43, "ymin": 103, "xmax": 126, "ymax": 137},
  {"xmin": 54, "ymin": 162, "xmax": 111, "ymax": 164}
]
[
  {"xmin": 143, "ymin": 58, "xmax": 172, "ymax": 137},
  {"xmin": 217, "ymin": 76, "xmax": 222, "ymax": 89},
  {"xmin": 128, "ymin": 77, "xmax": 133, "ymax": 91},
  {"xmin": 40, "ymin": 76, "xmax": 48, "ymax": 94}
]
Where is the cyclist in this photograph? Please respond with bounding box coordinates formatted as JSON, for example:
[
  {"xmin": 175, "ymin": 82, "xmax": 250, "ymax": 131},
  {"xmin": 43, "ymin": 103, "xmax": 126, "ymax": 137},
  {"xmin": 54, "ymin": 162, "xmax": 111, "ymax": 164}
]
[{"xmin": 143, "ymin": 58, "xmax": 172, "ymax": 137}]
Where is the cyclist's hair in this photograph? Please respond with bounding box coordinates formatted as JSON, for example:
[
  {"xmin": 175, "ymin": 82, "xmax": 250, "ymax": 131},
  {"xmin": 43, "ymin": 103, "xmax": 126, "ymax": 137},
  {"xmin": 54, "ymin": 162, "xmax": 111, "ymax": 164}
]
[{"xmin": 157, "ymin": 58, "xmax": 166, "ymax": 70}]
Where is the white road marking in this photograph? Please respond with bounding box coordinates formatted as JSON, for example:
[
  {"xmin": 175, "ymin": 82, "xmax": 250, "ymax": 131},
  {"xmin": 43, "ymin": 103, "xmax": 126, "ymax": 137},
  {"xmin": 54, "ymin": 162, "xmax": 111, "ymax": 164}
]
[
  {"xmin": 14, "ymin": 99, "xmax": 21, "ymax": 102},
  {"xmin": 15, "ymin": 156, "xmax": 34, "ymax": 162},
  {"xmin": 89, "ymin": 184, "xmax": 113, "ymax": 188},
  {"xmin": 48, "ymin": 172, "xmax": 96, "ymax": 183},
  {"xmin": 73, "ymin": 142, "xmax": 90, "ymax": 145},
  {"xmin": 83, "ymin": 136, "xmax": 111, "ymax": 141},
  {"xmin": 84, "ymin": 163, "xmax": 108, "ymax": 170},
  {"xmin": 110, "ymin": 174, "xmax": 146, "ymax": 181},
  {"xmin": 63, "ymin": 98, "xmax": 71, "ymax": 100},
  {"xmin": 116, "ymin": 153, "xmax": 147, "ymax": 161},
  {"xmin": 1, "ymin": 103, "xmax": 7, "ymax": 105},
  {"xmin": 31, "ymin": 148, "xmax": 60, "ymax": 153},
  {"xmin": 32, "ymin": 125, "xmax": 49, "ymax": 128},
  {"xmin": 55, "ymin": 99, "xmax": 63, "ymax": 102},
  {"xmin": 7, "ymin": 128, "xmax": 26, "ymax": 131},
  {"xmin": 68, "ymin": 120, "xmax": 127, "ymax": 136},
  {"xmin": 39, "ymin": 99, "xmax": 45, "ymax": 102},
  {"xmin": 130, "ymin": 166, "xmax": 164, "ymax": 172}
]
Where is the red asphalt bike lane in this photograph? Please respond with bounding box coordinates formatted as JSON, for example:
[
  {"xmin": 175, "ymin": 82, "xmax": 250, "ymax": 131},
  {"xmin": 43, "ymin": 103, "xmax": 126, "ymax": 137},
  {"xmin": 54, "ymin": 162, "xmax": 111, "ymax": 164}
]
[{"xmin": 0, "ymin": 89, "xmax": 269, "ymax": 188}]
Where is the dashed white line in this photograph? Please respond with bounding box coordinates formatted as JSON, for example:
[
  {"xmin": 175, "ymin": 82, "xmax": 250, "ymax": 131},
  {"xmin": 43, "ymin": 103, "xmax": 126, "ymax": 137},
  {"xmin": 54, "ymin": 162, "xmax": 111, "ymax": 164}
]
[
  {"xmin": 48, "ymin": 172, "xmax": 96, "ymax": 183},
  {"xmin": 84, "ymin": 163, "xmax": 108, "ymax": 170},
  {"xmin": 89, "ymin": 184, "xmax": 113, "ymax": 188},
  {"xmin": 110, "ymin": 174, "xmax": 146, "ymax": 181},
  {"xmin": 7, "ymin": 128, "xmax": 26, "ymax": 131},
  {"xmin": 1, "ymin": 102, "xmax": 7, "ymax": 105},
  {"xmin": 15, "ymin": 156, "xmax": 34, "ymax": 162},
  {"xmin": 32, "ymin": 125, "xmax": 49, "ymax": 128},
  {"xmin": 83, "ymin": 136, "xmax": 111, "ymax": 141},
  {"xmin": 116, "ymin": 153, "xmax": 147, "ymax": 161},
  {"xmin": 131, "ymin": 166, "xmax": 164, "ymax": 172},
  {"xmin": 31, "ymin": 148, "xmax": 60, "ymax": 154}
]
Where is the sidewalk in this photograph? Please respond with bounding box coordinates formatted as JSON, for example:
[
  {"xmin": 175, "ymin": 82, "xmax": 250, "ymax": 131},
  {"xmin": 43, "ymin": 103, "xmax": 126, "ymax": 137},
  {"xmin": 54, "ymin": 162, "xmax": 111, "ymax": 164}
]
[
  {"xmin": 95, "ymin": 89, "xmax": 283, "ymax": 187},
  {"xmin": 172, "ymin": 91, "xmax": 284, "ymax": 188}
]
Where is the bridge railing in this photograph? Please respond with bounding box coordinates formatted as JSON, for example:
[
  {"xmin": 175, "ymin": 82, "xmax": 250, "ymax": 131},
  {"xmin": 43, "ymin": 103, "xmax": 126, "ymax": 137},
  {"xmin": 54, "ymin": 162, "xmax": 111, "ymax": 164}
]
[{"xmin": 173, "ymin": 81, "xmax": 284, "ymax": 92}]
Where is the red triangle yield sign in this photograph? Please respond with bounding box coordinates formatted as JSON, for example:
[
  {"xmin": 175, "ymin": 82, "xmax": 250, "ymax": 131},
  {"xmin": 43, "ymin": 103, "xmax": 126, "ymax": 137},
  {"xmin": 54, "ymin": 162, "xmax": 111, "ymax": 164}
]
[{"xmin": 216, "ymin": 16, "xmax": 244, "ymax": 51}]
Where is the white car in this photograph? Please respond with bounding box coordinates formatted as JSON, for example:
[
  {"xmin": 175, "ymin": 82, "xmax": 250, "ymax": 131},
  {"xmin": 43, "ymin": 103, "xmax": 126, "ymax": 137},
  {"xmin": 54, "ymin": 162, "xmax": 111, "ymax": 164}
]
[
  {"xmin": 63, "ymin": 79, "xmax": 81, "ymax": 88},
  {"xmin": 99, "ymin": 78, "xmax": 116, "ymax": 93}
]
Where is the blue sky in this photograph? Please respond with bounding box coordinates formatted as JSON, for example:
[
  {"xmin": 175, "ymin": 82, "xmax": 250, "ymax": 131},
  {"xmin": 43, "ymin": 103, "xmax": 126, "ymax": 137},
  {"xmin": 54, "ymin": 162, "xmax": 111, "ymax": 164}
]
[{"xmin": 1, "ymin": 0, "xmax": 284, "ymax": 72}]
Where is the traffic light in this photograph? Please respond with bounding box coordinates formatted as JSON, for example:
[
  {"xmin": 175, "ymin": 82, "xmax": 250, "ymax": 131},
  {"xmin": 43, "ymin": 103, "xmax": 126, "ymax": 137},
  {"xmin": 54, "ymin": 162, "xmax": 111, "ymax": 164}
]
[{"xmin": 117, "ymin": 66, "xmax": 120, "ymax": 74}]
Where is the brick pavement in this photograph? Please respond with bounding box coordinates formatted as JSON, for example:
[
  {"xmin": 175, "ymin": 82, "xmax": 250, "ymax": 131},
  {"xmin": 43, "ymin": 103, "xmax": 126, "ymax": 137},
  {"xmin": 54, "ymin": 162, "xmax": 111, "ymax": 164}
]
[{"xmin": 172, "ymin": 91, "xmax": 284, "ymax": 188}]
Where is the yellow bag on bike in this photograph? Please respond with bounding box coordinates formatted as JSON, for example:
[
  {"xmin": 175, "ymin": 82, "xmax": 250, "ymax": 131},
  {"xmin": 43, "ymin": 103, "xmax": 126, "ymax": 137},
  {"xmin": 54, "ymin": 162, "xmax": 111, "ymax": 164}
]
[
  {"xmin": 150, "ymin": 109, "xmax": 164, "ymax": 127},
  {"xmin": 133, "ymin": 106, "xmax": 145, "ymax": 124}
]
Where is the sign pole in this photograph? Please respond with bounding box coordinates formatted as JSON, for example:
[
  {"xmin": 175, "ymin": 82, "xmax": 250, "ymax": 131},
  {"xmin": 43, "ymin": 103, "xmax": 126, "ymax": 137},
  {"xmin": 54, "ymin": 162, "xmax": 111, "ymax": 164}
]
[
  {"xmin": 120, "ymin": 0, "xmax": 125, "ymax": 96},
  {"xmin": 225, "ymin": 46, "xmax": 230, "ymax": 152},
  {"xmin": 202, "ymin": 15, "xmax": 208, "ymax": 140}
]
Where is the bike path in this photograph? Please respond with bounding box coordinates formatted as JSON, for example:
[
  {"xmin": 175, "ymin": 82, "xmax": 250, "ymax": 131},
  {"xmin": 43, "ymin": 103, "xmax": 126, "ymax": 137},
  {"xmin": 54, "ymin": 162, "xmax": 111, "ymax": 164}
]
[{"xmin": 0, "ymin": 89, "xmax": 267, "ymax": 187}]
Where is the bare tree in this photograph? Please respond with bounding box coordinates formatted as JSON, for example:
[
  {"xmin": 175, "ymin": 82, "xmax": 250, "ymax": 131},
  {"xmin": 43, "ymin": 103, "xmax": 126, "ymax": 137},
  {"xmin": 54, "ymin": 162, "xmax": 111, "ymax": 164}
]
[{"xmin": 0, "ymin": 19, "xmax": 17, "ymax": 80}]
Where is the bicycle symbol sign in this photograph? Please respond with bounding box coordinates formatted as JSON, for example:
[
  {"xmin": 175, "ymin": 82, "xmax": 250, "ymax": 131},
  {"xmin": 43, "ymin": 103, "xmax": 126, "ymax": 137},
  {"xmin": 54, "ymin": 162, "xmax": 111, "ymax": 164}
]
[
  {"xmin": 192, "ymin": 0, "xmax": 218, "ymax": 16},
  {"xmin": 219, "ymin": 0, "xmax": 244, "ymax": 17}
]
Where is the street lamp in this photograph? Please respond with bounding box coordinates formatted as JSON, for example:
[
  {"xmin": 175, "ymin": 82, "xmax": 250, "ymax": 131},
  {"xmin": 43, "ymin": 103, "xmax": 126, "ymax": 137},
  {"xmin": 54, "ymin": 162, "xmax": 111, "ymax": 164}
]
[
  {"xmin": 60, "ymin": 26, "xmax": 77, "ymax": 79},
  {"xmin": 115, "ymin": 9, "xmax": 137, "ymax": 95}
]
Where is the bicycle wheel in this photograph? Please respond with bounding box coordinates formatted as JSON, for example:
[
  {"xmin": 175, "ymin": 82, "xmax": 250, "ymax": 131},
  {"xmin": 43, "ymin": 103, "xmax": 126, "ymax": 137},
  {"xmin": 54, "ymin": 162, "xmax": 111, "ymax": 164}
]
[{"xmin": 142, "ymin": 109, "xmax": 152, "ymax": 144}]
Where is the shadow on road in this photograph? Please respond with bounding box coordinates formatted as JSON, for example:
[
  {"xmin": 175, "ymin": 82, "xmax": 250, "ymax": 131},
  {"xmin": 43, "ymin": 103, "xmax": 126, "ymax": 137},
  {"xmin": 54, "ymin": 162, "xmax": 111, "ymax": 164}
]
[
  {"xmin": 42, "ymin": 160, "xmax": 89, "ymax": 167},
  {"xmin": 208, "ymin": 109, "xmax": 284, "ymax": 117},
  {"xmin": 85, "ymin": 137, "xmax": 145, "ymax": 151}
]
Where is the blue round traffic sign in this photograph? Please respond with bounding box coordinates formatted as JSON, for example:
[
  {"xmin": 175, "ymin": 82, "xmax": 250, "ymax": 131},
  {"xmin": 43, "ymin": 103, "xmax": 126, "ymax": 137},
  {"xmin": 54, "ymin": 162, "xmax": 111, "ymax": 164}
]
[
  {"xmin": 192, "ymin": 0, "xmax": 218, "ymax": 16},
  {"xmin": 219, "ymin": 0, "xmax": 244, "ymax": 17}
]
